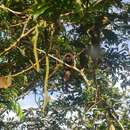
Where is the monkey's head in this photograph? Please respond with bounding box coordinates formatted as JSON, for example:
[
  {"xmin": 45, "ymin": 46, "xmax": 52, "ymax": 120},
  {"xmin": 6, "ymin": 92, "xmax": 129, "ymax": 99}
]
[{"xmin": 63, "ymin": 53, "xmax": 74, "ymax": 65}]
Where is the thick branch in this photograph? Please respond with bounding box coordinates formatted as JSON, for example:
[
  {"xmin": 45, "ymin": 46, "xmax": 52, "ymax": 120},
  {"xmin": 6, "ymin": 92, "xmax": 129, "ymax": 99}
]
[{"xmin": 42, "ymin": 54, "xmax": 49, "ymax": 112}]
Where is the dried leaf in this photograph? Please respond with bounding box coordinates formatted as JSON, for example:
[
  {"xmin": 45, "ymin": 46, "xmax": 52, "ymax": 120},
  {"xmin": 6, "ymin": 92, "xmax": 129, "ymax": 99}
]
[{"xmin": 0, "ymin": 75, "xmax": 12, "ymax": 89}]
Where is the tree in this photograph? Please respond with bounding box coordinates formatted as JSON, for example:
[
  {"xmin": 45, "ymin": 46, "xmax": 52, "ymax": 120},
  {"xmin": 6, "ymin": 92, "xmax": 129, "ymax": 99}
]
[{"xmin": 0, "ymin": 0, "xmax": 130, "ymax": 129}]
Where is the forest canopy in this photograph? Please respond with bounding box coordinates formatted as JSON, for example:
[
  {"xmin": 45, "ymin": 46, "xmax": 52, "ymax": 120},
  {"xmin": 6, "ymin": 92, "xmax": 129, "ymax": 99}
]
[{"xmin": 0, "ymin": 0, "xmax": 130, "ymax": 129}]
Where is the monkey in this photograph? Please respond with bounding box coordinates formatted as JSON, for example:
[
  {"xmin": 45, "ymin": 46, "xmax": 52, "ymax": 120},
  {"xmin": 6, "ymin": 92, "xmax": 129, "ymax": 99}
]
[
  {"xmin": 88, "ymin": 16, "xmax": 109, "ymax": 46},
  {"xmin": 79, "ymin": 15, "xmax": 109, "ymax": 69},
  {"xmin": 79, "ymin": 48, "xmax": 89, "ymax": 70},
  {"xmin": 76, "ymin": 15, "xmax": 109, "ymax": 71},
  {"xmin": 62, "ymin": 52, "xmax": 75, "ymax": 93},
  {"xmin": 79, "ymin": 46, "xmax": 105, "ymax": 69},
  {"xmin": 63, "ymin": 53, "xmax": 74, "ymax": 82}
]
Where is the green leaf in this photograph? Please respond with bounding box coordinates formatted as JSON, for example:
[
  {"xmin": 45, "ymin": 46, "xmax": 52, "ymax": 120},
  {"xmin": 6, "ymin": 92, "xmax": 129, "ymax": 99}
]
[
  {"xmin": 33, "ymin": 5, "xmax": 49, "ymax": 20},
  {"xmin": 6, "ymin": 100, "xmax": 24, "ymax": 120}
]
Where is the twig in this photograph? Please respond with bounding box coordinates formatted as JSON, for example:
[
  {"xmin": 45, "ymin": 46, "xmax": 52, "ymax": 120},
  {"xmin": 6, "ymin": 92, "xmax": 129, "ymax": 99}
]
[
  {"xmin": 0, "ymin": 16, "xmax": 32, "ymax": 56},
  {"xmin": 21, "ymin": 16, "xmax": 31, "ymax": 35},
  {"xmin": 5, "ymin": 59, "xmax": 42, "ymax": 78},
  {"xmin": 60, "ymin": 12, "xmax": 73, "ymax": 17},
  {"xmin": 111, "ymin": 112, "xmax": 125, "ymax": 130},
  {"xmin": 0, "ymin": 4, "xmax": 22, "ymax": 15},
  {"xmin": 102, "ymin": 98, "xmax": 125, "ymax": 130},
  {"xmin": 49, "ymin": 64, "xmax": 61, "ymax": 78},
  {"xmin": 11, "ymin": 64, "xmax": 34, "ymax": 77},
  {"xmin": 86, "ymin": 99, "xmax": 102, "ymax": 113},
  {"xmin": 10, "ymin": 22, "xmax": 26, "ymax": 27}
]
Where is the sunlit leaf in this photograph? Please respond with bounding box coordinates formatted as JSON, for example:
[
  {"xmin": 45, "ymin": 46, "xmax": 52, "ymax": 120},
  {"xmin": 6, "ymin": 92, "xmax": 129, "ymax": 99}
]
[
  {"xmin": 7, "ymin": 100, "xmax": 24, "ymax": 120},
  {"xmin": 33, "ymin": 5, "xmax": 49, "ymax": 20},
  {"xmin": 109, "ymin": 123, "xmax": 115, "ymax": 130}
]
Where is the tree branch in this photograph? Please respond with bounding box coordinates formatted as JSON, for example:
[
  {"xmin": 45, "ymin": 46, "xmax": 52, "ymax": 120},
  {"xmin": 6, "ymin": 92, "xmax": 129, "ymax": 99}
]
[
  {"xmin": 0, "ymin": 26, "xmax": 35, "ymax": 57},
  {"xmin": 0, "ymin": 4, "xmax": 22, "ymax": 15},
  {"xmin": 42, "ymin": 53, "xmax": 49, "ymax": 112}
]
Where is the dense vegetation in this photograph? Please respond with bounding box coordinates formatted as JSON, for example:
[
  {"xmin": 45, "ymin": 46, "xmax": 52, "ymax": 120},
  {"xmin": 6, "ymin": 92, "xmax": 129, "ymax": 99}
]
[{"xmin": 0, "ymin": 0, "xmax": 130, "ymax": 129}]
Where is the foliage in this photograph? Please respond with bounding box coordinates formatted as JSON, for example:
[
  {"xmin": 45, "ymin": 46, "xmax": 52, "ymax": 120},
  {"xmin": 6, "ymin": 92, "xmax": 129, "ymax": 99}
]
[{"xmin": 0, "ymin": 0, "xmax": 130, "ymax": 129}]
